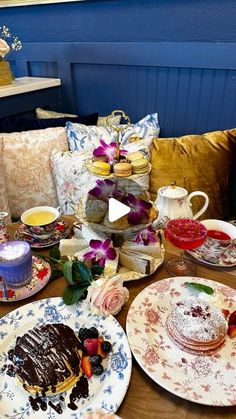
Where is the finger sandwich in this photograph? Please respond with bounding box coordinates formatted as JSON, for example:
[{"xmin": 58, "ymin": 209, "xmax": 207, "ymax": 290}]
[
  {"xmin": 119, "ymin": 250, "xmax": 156, "ymax": 275},
  {"xmin": 121, "ymin": 241, "xmax": 161, "ymax": 258}
]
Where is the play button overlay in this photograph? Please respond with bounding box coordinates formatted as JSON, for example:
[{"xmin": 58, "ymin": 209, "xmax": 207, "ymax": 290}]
[
  {"xmin": 84, "ymin": 177, "xmax": 151, "ymax": 230},
  {"xmin": 108, "ymin": 198, "xmax": 130, "ymax": 222}
]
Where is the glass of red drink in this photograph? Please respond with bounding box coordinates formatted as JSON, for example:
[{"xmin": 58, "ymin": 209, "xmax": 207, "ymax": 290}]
[{"xmin": 165, "ymin": 218, "xmax": 207, "ymax": 276}]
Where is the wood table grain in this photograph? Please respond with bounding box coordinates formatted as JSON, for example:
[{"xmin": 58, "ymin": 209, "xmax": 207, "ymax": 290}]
[{"xmin": 1, "ymin": 216, "xmax": 236, "ymax": 419}]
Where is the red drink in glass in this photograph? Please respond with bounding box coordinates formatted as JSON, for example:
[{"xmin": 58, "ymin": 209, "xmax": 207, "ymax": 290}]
[
  {"xmin": 165, "ymin": 218, "xmax": 208, "ymax": 276},
  {"xmin": 165, "ymin": 218, "xmax": 207, "ymax": 250}
]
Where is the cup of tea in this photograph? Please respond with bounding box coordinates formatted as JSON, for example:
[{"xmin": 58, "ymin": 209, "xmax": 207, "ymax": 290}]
[
  {"xmin": 21, "ymin": 206, "xmax": 60, "ymax": 239},
  {"xmin": 0, "ymin": 240, "xmax": 32, "ymax": 287}
]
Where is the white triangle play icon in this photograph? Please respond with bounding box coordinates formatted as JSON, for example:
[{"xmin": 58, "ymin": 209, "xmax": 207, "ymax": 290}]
[{"xmin": 108, "ymin": 198, "xmax": 130, "ymax": 222}]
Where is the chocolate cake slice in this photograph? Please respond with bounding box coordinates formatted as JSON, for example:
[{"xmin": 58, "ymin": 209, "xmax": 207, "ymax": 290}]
[{"xmin": 12, "ymin": 323, "xmax": 83, "ymax": 396}]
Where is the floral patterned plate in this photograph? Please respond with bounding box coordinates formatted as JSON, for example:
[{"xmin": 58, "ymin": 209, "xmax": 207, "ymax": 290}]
[
  {"xmin": 14, "ymin": 220, "xmax": 70, "ymax": 249},
  {"xmin": 186, "ymin": 238, "xmax": 236, "ymax": 268},
  {"xmin": 0, "ymin": 297, "xmax": 132, "ymax": 418},
  {"xmin": 0, "ymin": 256, "xmax": 51, "ymax": 302},
  {"xmin": 126, "ymin": 277, "xmax": 236, "ymax": 406}
]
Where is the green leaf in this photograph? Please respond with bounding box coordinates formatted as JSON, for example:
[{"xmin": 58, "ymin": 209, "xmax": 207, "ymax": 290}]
[
  {"xmin": 185, "ymin": 282, "xmax": 214, "ymax": 295},
  {"xmin": 72, "ymin": 261, "xmax": 92, "ymax": 283},
  {"xmin": 62, "ymin": 261, "xmax": 75, "ymax": 285},
  {"xmin": 49, "ymin": 268, "xmax": 63, "ymax": 282},
  {"xmin": 49, "ymin": 246, "xmax": 61, "ymax": 261},
  {"xmin": 90, "ymin": 264, "xmax": 104, "ymax": 277},
  {"xmin": 63, "ymin": 284, "xmax": 87, "ymax": 305}
]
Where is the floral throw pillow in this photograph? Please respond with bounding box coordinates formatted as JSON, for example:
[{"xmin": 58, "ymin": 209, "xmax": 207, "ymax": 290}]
[
  {"xmin": 66, "ymin": 113, "xmax": 160, "ymax": 152},
  {"xmin": 50, "ymin": 150, "xmax": 95, "ymax": 214},
  {"xmin": 1, "ymin": 127, "xmax": 69, "ymax": 218}
]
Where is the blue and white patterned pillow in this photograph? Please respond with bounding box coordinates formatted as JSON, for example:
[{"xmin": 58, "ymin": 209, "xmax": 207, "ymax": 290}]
[{"xmin": 66, "ymin": 113, "xmax": 160, "ymax": 152}]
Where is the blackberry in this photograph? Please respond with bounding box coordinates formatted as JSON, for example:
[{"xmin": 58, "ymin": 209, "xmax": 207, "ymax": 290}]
[
  {"xmin": 101, "ymin": 341, "xmax": 112, "ymax": 353},
  {"xmin": 89, "ymin": 327, "xmax": 99, "ymax": 338},
  {"xmin": 92, "ymin": 364, "xmax": 104, "ymax": 376},
  {"xmin": 78, "ymin": 328, "xmax": 91, "ymax": 343},
  {"xmin": 90, "ymin": 354, "xmax": 103, "ymax": 366}
]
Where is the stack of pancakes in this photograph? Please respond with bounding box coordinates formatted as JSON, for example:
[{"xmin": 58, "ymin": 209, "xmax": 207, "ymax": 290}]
[
  {"xmin": 166, "ymin": 297, "xmax": 227, "ymax": 355},
  {"xmin": 12, "ymin": 323, "xmax": 83, "ymax": 396}
]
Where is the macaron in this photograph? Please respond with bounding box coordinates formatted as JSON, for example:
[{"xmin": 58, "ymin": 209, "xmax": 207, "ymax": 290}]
[
  {"xmin": 113, "ymin": 162, "xmax": 132, "ymax": 177},
  {"xmin": 131, "ymin": 158, "xmax": 149, "ymax": 174},
  {"xmin": 92, "ymin": 161, "xmax": 111, "ymax": 176},
  {"xmin": 92, "ymin": 155, "xmax": 108, "ymax": 162},
  {"xmin": 127, "ymin": 151, "xmax": 144, "ymax": 162}
]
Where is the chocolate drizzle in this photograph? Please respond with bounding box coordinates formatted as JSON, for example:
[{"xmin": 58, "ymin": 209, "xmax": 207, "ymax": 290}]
[
  {"xmin": 28, "ymin": 375, "xmax": 88, "ymax": 414},
  {"xmin": 68, "ymin": 375, "xmax": 89, "ymax": 411},
  {"xmin": 11, "ymin": 323, "xmax": 83, "ymax": 394}
]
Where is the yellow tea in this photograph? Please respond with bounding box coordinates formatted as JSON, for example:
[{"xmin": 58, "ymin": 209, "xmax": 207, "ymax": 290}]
[{"xmin": 24, "ymin": 211, "xmax": 56, "ymax": 226}]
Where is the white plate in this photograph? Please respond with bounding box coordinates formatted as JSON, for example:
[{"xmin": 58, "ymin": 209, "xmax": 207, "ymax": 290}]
[
  {"xmin": 126, "ymin": 277, "xmax": 236, "ymax": 406},
  {"xmin": 0, "ymin": 297, "xmax": 132, "ymax": 418},
  {"xmin": 201, "ymin": 219, "xmax": 236, "ymax": 239}
]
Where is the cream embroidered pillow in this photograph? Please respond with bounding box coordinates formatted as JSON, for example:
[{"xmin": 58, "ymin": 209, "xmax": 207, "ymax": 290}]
[
  {"xmin": 36, "ymin": 107, "xmax": 121, "ymax": 126},
  {"xmin": 0, "ymin": 138, "xmax": 11, "ymax": 224},
  {"xmin": 1, "ymin": 127, "xmax": 69, "ymax": 218},
  {"xmin": 36, "ymin": 107, "xmax": 77, "ymax": 119}
]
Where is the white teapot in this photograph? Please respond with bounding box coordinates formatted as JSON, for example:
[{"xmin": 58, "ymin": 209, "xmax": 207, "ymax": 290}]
[{"xmin": 154, "ymin": 181, "xmax": 209, "ymax": 228}]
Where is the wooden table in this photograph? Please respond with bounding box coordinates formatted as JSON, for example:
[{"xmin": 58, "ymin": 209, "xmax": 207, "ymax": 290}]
[{"xmin": 1, "ymin": 216, "xmax": 236, "ymax": 419}]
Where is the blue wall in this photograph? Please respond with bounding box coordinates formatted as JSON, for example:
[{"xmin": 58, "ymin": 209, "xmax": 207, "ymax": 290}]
[
  {"xmin": 1, "ymin": 0, "xmax": 236, "ymax": 136},
  {"xmin": 2, "ymin": 0, "xmax": 236, "ymax": 43}
]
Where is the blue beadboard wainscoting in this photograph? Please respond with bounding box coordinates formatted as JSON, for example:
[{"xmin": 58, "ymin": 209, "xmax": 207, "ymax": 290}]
[
  {"xmin": 1, "ymin": 0, "xmax": 236, "ymax": 136},
  {"xmin": 7, "ymin": 40, "xmax": 236, "ymax": 137}
]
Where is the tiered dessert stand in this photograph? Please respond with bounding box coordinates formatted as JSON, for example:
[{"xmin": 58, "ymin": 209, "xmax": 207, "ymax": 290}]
[{"xmin": 74, "ymin": 111, "xmax": 165, "ymax": 281}]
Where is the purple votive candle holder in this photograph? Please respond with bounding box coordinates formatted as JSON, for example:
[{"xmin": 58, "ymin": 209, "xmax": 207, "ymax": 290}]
[{"xmin": 0, "ymin": 241, "xmax": 32, "ymax": 287}]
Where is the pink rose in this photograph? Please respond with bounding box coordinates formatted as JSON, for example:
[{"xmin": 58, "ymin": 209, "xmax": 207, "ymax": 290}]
[
  {"xmin": 84, "ymin": 409, "xmax": 121, "ymax": 419},
  {"xmin": 0, "ymin": 39, "xmax": 10, "ymax": 58},
  {"xmin": 86, "ymin": 276, "xmax": 129, "ymax": 316}
]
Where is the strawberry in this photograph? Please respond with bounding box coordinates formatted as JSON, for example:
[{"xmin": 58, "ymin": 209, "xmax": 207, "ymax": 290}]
[
  {"xmin": 83, "ymin": 338, "xmax": 98, "ymax": 356},
  {"xmin": 221, "ymin": 309, "xmax": 230, "ymax": 319},
  {"xmin": 228, "ymin": 310, "xmax": 236, "ymax": 326},
  {"xmin": 227, "ymin": 325, "xmax": 236, "ymax": 339},
  {"xmin": 97, "ymin": 336, "xmax": 106, "ymax": 358},
  {"xmin": 81, "ymin": 356, "xmax": 92, "ymax": 378}
]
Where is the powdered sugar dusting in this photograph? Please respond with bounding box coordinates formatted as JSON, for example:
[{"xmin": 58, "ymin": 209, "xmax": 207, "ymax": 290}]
[{"xmin": 172, "ymin": 297, "xmax": 227, "ymax": 342}]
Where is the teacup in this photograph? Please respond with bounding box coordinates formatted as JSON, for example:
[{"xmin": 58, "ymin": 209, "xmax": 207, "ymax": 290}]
[{"xmin": 21, "ymin": 206, "xmax": 60, "ymax": 239}]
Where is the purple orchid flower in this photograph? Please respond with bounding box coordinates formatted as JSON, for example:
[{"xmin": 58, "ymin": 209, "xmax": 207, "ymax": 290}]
[
  {"xmin": 134, "ymin": 226, "xmax": 157, "ymax": 245},
  {"xmin": 89, "ymin": 179, "xmax": 116, "ymax": 201},
  {"xmin": 89, "ymin": 179, "xmax": 125, "ymax": 202},
  {"xmin": 122, "ymin": 193, "xmax": 152, "ymax": 225},
  {"xmin": 83, "ymin": 239, "xmax": 116, "ymax": 266},
  {"xmin": 93, "ymin": 139, "xmax": 127, "ymax": 164}
]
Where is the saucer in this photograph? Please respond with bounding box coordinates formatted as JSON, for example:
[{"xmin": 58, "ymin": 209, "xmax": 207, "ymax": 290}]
[
  {"xmin": 14, "ymin": 220, "xmax": 70, "ymax": 248},
  {"xmin": 0, "ymin": 256, "xmax": 51, "ymax": 302},
  {"xmin": 186, "ymin": 237, "xmax": 236, "ymax": 267}
]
